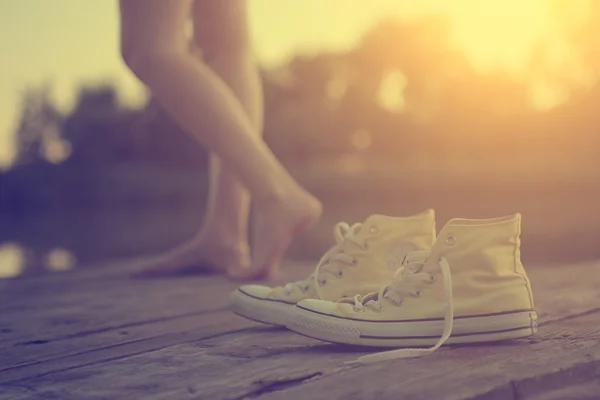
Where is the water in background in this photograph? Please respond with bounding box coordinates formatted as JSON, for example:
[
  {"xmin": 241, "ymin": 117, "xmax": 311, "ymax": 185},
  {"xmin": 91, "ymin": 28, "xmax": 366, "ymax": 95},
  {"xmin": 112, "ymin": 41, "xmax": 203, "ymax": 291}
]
[
  {"xmin": 0, "ymin": 206, "xmax": 204, "ymax": 279},
  {"xmin": 3, "ymin": 166, "xmax": 600, "ymax": 280}
]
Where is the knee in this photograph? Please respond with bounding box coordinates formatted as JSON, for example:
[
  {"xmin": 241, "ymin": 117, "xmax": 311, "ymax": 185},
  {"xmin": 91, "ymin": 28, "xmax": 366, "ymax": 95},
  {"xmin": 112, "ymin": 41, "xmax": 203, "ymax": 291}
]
[
  {"xmin": 200, "ymin": 41, "xmax": 253, "ymax": 67},
  {"xmin": 194, "ymin": 27, "xmax": 252, "ymax": 61},
  {"xmin": 121, "ymin": 41, "xmax": 142, "ymax": 74},
  {"xmin": 121, "ymin": 44, "xmax": 150, "ymax": 76},
  {"xmin": 120, "ymin": 44, "xmax": 182, "ymax": 81}
]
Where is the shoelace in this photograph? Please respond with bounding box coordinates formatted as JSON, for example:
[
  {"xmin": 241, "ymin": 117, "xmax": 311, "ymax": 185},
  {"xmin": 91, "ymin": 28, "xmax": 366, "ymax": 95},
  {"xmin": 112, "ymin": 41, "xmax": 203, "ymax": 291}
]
[
  {"xmin": 344, "ymin": 252, "xmax": 453, "ymax": 364},
  {"xmin": 281, "ymin": 221, "xmax": 368, "ymax": 298}
]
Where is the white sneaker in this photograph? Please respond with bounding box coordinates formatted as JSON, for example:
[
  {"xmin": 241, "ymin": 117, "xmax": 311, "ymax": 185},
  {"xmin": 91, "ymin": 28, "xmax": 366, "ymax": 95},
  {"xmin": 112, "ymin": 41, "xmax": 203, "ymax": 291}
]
[
  {"xmin": 286, "ymin": 214, "xmax": 537, "ymax": 364},
  {"xmin": 230, "ymin": 210, "xmax": 436, "ymax": 326}
]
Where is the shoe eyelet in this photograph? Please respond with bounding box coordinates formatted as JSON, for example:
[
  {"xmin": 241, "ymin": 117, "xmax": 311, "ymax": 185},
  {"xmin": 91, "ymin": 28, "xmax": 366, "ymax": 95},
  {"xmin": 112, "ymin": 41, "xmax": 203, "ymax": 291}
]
[
  {"xmin": 336, "ymin": 270, "xmax": 344, "ymax": 277},
  {"xmin": 445, "ymin": 236, "xmax": 456, "ymax": 246},
  {"xmin": 369, "ymin": 226, "xmax": 379, "ymax": 234},
  {"xmin": 411, "ymin": 290, "xmax": 423, "ymax": 298},
  {"xmin": 427, "ymin": 274, "xmax": 437, "ymax": 284},
  {"xmin": 302, "ymin": 286, "xmax": 310, "ymax": 292},
  {"xmin": 352, "ymin": 258, "xmax": 358, "ymax": 265},
  {"xmin": 319, "ymin": 279, "xmax": 327, "ymax": 286},
  {"xmin": 353, "ymin": 306, "xmax": 365, "ymax": 313},
  {"xmin": 362, "ymin": 243, "xmax": 370, "ymax": 251}
]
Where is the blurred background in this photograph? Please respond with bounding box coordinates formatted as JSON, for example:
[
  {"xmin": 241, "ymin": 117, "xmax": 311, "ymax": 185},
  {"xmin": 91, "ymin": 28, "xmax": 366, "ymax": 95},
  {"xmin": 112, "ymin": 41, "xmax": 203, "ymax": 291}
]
[{"xmin": 2, "ymin": 0, "xmax": 600, "ymax": 279}]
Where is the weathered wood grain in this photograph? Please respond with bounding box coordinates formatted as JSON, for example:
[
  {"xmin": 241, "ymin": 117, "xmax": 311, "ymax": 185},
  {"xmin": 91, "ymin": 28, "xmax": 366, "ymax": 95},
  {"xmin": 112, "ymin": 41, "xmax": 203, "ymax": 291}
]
[
  {"xmin": 1, "ymin": 309, "xmax": 599, "ymax": 400},
  {"xmin": 0, "ymin": 310, "xmax": 256, "ymax": 385},
  {"xmin": 2, "ymin": 261, "xmax": 596, "ymax": 369},
  {"xmin": 525, "ymin": 261, "xmax": 600, "ymax": 324},
  {"xmin": 0, "ymin": 262, "xmax": 313, "ymax": 378},
  {"xmin": 0, "ymin": 260, "xmax": 599, "ymax": 400},
  {"xmin": 526, "ymin": 379, "xmax": 600, "ymax": 400},
  {"xmin": 254, "ymin": 312, "xmax": 600, "ymax": 400},
  {"xmin": 0, "ymin": 275, "xmax": 232, "ymax": 347},
  {"xmin": 0, "ymin": 326, "xmax": 348, "ymax": 400},
  {"xmin": 0, "ymin": 261, "xmax": 312, "ymax": 347},
  {"xmin": 0, "ymin": 310, "xmax": 256, "ymax": 383}
]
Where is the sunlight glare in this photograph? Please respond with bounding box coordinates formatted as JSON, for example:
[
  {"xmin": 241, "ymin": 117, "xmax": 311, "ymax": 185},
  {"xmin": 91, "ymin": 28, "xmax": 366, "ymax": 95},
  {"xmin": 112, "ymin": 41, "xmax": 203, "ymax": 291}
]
[
  {"xmin": 42, "ymin": 124, "xmax": 72, "ymax": 164},
  {"xmin": 377, "ymin": 70, "xmax": 407, "ymax": 113},
  {"xmin": 448, "ymin": 0, "xmax": 550, "ymax": 74},
  {"xmin": 45, "ymin": 248, "xmax": 76, "ymax": 272},
  {"xmin": 0, "ymin": 243, "xmax": 25, "ymax": 279},
  {"xmin": 350, "ymin": 129, "xmax": 373, "ymax": 151}
]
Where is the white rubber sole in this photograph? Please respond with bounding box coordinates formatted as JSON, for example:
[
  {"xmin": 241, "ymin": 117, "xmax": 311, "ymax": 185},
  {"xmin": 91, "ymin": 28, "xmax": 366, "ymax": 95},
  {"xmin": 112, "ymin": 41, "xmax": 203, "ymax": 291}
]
[
  {"xmin": 230, "ymin": 288, "xmax": 296, "ymax": 326},
  {"xmin": 287, "ymin": 306, "xmax": 538, "ymax": 347}
]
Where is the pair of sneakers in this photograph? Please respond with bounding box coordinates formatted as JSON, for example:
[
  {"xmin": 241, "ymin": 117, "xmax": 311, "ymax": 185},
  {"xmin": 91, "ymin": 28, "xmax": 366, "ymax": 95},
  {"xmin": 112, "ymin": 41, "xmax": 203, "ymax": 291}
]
[{"xmin": 230, "ymin": 210, "xmax": 537, "ymax": 364}]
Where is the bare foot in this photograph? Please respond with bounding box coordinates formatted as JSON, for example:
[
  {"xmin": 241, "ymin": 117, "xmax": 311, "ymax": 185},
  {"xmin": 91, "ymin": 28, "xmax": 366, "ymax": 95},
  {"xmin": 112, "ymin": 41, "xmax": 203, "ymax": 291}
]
[
  {"xmin": 229, "ymin": 188, "xmax": 322, "ymax": 280},
  {"xmin": 133, "ymin": 235, "xmax": 250, "ymax": 278}
]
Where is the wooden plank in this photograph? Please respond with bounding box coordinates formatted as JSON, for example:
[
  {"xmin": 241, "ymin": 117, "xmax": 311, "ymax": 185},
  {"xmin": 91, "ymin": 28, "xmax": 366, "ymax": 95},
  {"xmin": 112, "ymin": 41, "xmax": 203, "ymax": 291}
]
[
  {"xmin": 0, "ymin": 275, "xmax": 231, "ymax": 350},
  {"xmin": 0, "ymin": 261, "xmax": 313, "ymax": 346},
  {"xmin": 0, "ymin": 310, "xmax": 256, "ymax": 385},
  {"xmin": 0, "ymin": 326, "xmax": 349, "ymax": 400},
  {"xmin": 1, "ymin": 257, "xmax": 314, "ymax": 302},
  {"xmin": 0, "ymin": 258, "xmax": 311, "ymax": 307},
  {"xmin": 1, "ymin": 262, "xmax": 599, "ymax": 400},
  {"xmin": 526, "ymin": 260, "xmax": 600, "ymax": 324},
  {"xmin": 252, "ymin": 312, "xmax": 600, "ymax": 400},
  {"xmin": 526, "ymin": 379, "xmax": 600, "ymax": 400},
  {"xmin": 0, "ymin": 307, "xmax": 235, "ymax": 371},
  {"xmin": 0, "ymin": 262, "xmax": 313, "ymax": 372},
  {"xmin": 1, "ymin": 259, "xmax": 597, "ymax": 365},
  {"xmin": 4, "ymin": 258, "xmax": 586, "ymax": 353},
  {"xmin": 1, "ymin": 309, "xmax": 599, "ymax": 400},
  {"xmin": 0, "ymin": 254, "xmax": 166, "ymax": 292},
  {"xmin": 1, "ymin": 258, "xmax": 594, "ymax": 350}
]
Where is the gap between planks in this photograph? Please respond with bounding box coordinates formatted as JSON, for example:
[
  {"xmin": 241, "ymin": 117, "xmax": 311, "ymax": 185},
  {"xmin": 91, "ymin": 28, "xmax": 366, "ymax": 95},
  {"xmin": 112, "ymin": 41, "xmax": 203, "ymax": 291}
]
[
  {"xmin": 1, "ymin": 260, "xmax": 599, "ymax": 399},
  {"xmin": 1, "ymin": 309, "xmax": 600, "ymax": 400}
]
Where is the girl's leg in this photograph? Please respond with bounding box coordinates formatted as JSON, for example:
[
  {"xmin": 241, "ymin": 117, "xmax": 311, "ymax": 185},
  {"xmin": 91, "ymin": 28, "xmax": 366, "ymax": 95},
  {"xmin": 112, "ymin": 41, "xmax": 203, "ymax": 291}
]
[
  {"xmin": 120, "ymin": 0, "xmax": 321, "ymax": 278},
  {"xmin": 190, "ymin": 0, "xmax": 265, "ymax": 269},
  {"xmin": 137, "ymin": 0, "xmax": 261, "ymax": 276}
]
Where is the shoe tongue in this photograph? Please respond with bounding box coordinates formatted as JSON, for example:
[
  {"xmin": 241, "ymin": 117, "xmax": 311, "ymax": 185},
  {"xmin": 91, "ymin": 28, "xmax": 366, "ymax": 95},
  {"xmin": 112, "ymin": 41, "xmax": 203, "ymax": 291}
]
[
  {"xmin": 404, "ymin": 250, "xmax": 430, "ymax": 264},
  {"xmin": 363, "ymin": 214, "xmax": 390, "ymax": 225},
  {"xmin": 362, "ymin": 214, "xmax": 408, "ymax": 233}
]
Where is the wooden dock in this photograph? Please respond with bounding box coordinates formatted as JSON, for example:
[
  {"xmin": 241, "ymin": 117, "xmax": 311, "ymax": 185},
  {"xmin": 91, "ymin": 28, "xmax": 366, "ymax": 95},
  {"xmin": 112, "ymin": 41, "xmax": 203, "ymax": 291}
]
[{"xmin": 1, "ymin": 259, "xmax": 600, "ymax": 400}]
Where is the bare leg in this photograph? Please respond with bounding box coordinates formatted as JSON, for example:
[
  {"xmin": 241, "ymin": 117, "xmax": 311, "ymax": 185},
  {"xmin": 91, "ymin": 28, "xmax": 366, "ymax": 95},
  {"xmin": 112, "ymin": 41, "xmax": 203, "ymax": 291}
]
[
  {"xmin": 120, "ymin": 0, "xmax": 321, "ymax": 279},
  {"xmin": 138, "ymin": 1, "xmax": 261, "ymax": 276},
  {"xmin": 192, "ymin": 0, "xmax": 264, "ymax": 271}
]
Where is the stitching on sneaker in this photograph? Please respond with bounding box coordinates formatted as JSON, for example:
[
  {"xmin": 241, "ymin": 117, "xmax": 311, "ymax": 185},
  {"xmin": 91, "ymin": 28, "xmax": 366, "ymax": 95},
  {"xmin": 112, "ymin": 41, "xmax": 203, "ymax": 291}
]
[{"xmin": 295, "ymin": 304, "xmax": 536, "ymax": 323}]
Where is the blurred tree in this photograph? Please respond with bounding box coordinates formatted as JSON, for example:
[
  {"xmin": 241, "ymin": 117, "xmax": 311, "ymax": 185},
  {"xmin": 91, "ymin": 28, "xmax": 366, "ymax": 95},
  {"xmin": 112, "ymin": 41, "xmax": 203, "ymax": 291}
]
[
  {"xmin": 263, "ymin": 54, "xmax": 348, "ymax": 161},
  {"xmin": 6, "ymin": 11, "xmax": 600, "ymax": 210},
  {"xmin": 61, "ymin": 84, "xmax": 141, "ymax": 167},
  {"xmin": 134, "ymin": 96, "xmax": 208, "ymax": 171},
  {"xmin": 13, "ymin": 83, "xmax": 64, "ymax": 166}
]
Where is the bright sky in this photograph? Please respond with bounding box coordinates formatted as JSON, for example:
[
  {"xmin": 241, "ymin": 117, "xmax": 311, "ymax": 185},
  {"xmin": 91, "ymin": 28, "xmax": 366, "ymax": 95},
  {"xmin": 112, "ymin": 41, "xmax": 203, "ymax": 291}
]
[{"xmin": 0, "ymin": 0, "xmax": 594, "ymax": 169}]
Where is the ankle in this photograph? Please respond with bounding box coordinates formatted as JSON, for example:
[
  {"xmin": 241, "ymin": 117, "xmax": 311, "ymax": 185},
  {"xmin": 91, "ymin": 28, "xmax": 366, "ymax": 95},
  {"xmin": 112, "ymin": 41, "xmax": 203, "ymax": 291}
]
[
  {"xmin": 248, "ymin": 164, "xmax": 307, "ymax": 201},
  {"xmin": 194, "ymin": 226, "xmax": 248, "ymax": 250},
  {"xmin": 254, "ymin": 182, "xmax": 311, "ymax": 207}
]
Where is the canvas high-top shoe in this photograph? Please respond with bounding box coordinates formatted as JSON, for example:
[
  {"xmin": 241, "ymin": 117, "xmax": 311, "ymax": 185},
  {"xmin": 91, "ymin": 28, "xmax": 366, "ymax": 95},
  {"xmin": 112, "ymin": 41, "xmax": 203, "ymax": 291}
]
[
  {"xmin": 286, "ymin": 213, "xmax": 537, "ymax": 364},
  {"xmin": 230, "ymin": 209, "xmax": 436, "ymax": 326}
]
